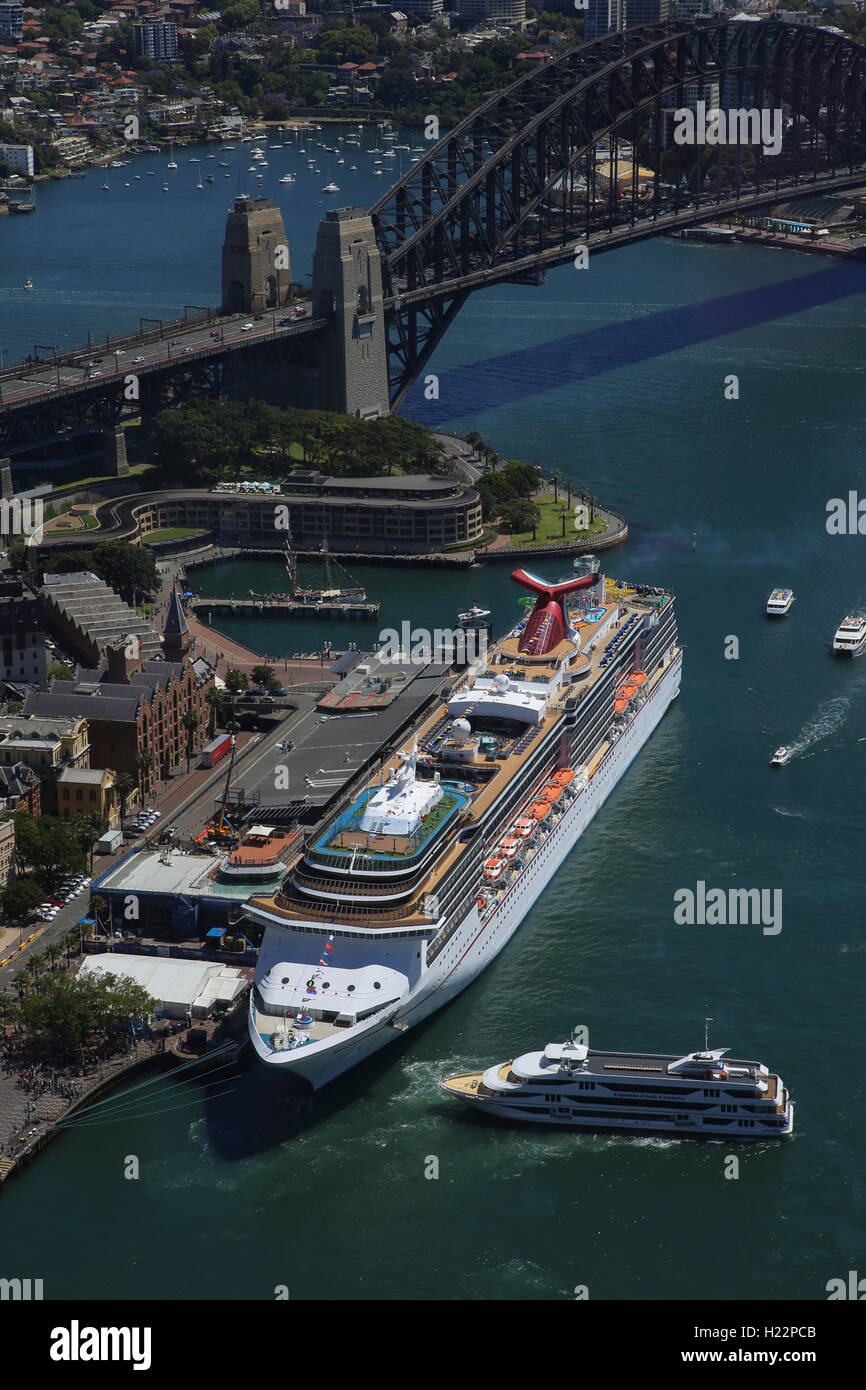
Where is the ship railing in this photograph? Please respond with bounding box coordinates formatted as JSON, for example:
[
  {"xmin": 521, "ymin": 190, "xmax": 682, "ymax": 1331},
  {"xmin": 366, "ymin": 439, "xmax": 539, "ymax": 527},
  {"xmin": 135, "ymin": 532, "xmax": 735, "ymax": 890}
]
[
  {"xmin": 291, "ymin": 868, "xmax": 419, "ymax": 899},
  {"xmin": 272, "ymin": 891, "xmax": 431, "ymax": 927}
]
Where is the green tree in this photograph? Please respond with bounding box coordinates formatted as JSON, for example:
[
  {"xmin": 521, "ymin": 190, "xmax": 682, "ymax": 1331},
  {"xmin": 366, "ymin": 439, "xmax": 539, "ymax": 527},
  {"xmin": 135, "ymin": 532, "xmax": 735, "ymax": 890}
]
[
  {"xmin": 73, "ymin": 811, "xmax": 106, "ymax": 872},
  {"xmin": 182, "ymin": 709, "xmax": 200, "ymax": 772},
  {"xmin": 114, "ymin": 772, "xmax": 136, "ymax": 821},
  {"xmin": 20, "ymin": 970, "xmax": 156, "ymax": 1057},
  {"xmin": 1, "ymin": 877, "xmax": 44, "ymax": 932},
  {"xmin": 550, "ymin": 468, "xmax": 562, "ymax": 503},
  {"xmin": 500, "ymin": 499, "xmax": 541, "ymax": 534},
  {"xmin": 135, "ymin": 750, "xmax": 154, "ymax": 803},
  {"xmin": 251, "ymin": 665, "xmax": 275, "ymax": 691},
  {"xmin": 10, "ymin": 813, "xmax": 84, "ymax": 888}
]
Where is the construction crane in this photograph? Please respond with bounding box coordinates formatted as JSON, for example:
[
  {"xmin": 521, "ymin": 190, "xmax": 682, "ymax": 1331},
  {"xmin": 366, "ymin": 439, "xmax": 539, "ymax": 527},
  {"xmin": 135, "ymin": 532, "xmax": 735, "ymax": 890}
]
[{"xmin": 211, "ymin": 734, "xmax": 238, "ymax": 843}]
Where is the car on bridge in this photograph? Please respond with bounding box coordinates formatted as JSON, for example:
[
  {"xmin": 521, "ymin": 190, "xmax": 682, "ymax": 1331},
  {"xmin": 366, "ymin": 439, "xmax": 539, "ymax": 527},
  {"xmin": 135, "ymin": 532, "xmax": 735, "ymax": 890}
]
[
  {"xmin": 241, "ymin": 322, "xmax": 254, "ymax": 331},
  {"xmin": 170, "ymin": 338, "xmax": 183, "ymax": 346}
]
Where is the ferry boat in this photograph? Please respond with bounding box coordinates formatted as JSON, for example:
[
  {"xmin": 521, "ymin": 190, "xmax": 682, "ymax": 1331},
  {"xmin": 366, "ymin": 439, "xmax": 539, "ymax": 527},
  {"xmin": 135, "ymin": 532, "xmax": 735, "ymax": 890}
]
[
  {"xmin": 245, "ymin": 567, "xmax": 682, "ymax": 1088},
  {"xmin": 770, "ymin": 747, "xmax": 791, "ymax": 767},
  {"xmin": 440, "ymin": 1030, "xmax": 793, "ymax": 1139},
  {"xmin": 832, "ymin": 615, "xmax": 866, "ymax": 656},
  {"xmin": 766, "ymin": 588, "xmax": 794, "ymax": 617}
]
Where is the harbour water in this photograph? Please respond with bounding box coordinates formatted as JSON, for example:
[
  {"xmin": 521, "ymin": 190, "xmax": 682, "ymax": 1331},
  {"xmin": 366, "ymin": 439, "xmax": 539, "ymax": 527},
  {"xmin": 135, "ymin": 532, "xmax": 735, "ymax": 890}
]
[{"xmin": 2, "ymin": 129, "xmax": 865, "ymax": 1300}]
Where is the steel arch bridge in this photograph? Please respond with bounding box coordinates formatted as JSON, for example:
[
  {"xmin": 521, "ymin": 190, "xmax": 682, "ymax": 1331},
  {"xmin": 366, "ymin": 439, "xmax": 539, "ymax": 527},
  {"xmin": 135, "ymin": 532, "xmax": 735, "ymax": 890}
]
[{"xmin": 371, "ymin": 17, "xmax": 866, "ymax": 407}]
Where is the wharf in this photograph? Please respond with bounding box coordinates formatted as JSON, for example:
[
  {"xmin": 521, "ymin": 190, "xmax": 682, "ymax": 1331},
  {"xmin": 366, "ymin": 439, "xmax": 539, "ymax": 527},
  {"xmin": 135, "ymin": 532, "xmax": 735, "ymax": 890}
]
[{"xmin": 191, "ymin": 596, "xmax": 381, "ymax": 620}]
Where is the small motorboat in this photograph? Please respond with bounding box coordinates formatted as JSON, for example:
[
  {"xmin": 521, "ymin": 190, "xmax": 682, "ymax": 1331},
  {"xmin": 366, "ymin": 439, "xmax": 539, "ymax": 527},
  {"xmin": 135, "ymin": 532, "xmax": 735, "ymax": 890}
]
[
  {"xmin": 770, "ymin": 747, "xmax": 791, "ymax": 767},
  {"xmin": 23, "ymin": 279, "xmax": 33, "ymax": 290}
]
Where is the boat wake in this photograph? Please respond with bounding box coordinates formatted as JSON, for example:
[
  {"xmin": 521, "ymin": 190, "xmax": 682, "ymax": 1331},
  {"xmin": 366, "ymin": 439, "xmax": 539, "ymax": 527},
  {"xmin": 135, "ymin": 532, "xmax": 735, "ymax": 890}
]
[{"xmin": 784, "ymin": 691, "xmax": 855, "ymax": 759}]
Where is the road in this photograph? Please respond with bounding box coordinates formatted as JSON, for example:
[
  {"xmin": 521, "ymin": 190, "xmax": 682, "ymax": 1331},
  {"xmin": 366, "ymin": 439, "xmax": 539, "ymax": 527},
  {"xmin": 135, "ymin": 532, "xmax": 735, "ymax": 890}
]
[{"xmin": 0, "ymin": 299, "xmax": 315, "ymax": 409}]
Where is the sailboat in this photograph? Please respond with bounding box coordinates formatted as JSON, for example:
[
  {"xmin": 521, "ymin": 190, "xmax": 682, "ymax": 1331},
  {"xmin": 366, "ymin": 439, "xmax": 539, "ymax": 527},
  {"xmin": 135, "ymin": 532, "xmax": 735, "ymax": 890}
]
[{"xmin": 167, "ymin": 142, "xmax": 177, "ymax": 170}]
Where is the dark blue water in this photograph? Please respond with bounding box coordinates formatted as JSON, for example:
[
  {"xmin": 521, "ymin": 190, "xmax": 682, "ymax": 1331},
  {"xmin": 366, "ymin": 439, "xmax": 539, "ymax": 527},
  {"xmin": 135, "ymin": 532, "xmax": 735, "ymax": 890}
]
[{"xmin": 2, "ymin": 130, "xmax": 865, "ymax": 1300}]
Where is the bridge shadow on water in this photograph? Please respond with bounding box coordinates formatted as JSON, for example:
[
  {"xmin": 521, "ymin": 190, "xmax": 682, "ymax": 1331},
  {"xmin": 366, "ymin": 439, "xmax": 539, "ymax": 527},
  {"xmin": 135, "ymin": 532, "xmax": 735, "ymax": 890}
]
[{"xmin": 405, "ymin": 260, "xmax": 866, "ymax": 421}]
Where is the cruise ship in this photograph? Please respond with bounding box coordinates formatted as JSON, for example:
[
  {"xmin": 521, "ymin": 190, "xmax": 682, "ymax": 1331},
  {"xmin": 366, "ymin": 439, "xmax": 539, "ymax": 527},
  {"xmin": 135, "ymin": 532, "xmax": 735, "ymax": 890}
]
[
  {"xmin": 245, "ymin": 567, "xmax": 683, "ymax": 1088},
  {"xmin": 832, "ymin": 614, "xmax": 866, "ymax": 656},
  {"xmin": 440, "ymin": 1033, "xmax": 793, "ymax": 1139}
]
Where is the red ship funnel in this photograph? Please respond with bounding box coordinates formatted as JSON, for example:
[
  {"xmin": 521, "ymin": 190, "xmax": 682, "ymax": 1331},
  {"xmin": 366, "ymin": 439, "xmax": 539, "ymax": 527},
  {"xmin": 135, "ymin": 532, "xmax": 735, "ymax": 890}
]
[{"xmin": 512, "ymin": 568, "xmax": 600, "ymax": 655}]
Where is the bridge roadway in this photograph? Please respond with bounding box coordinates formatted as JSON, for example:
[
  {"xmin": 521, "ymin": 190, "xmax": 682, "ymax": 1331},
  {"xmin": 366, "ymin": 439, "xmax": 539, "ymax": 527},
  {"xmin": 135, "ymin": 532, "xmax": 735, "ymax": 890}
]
[
  {"xmin": 381, "ymin": 166, "xmax": 866, "ymax": 311},
  {"xmin": 0, "ymin": 296, "xmax": 321, "ymax": 414}
]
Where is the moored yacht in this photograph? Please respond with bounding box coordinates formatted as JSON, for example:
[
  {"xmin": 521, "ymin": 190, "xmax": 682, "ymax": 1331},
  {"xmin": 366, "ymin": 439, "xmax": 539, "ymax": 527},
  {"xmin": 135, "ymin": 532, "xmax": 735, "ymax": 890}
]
[
  {"xmin": 766, "ymin": 588, "xmax": 794, "ymax": 617},
  {"xmin": 441, "ymin": 1030, "xmax": 794, "ymax": 1139},
  {"xmin": 245, "ymin": 567, "xmax": 682, "ymax": 1089},
  {"xmin": 832, "ymin": 615, "xmax": 866, "ymax": 656}
]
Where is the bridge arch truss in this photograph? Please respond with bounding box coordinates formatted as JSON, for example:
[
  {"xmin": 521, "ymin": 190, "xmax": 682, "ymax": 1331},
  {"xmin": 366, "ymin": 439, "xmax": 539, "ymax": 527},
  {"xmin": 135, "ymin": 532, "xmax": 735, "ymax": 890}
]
[{"xmin": 371, "ymin": 19, "xmax": 866, "ymax": 406}]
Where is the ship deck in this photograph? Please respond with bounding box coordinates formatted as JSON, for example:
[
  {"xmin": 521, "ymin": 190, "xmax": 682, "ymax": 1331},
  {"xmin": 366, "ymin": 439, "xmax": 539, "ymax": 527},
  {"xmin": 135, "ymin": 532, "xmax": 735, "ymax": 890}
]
[{"xmin": 247, "ymin": 591, "xmax": 675, "ymax": 931}]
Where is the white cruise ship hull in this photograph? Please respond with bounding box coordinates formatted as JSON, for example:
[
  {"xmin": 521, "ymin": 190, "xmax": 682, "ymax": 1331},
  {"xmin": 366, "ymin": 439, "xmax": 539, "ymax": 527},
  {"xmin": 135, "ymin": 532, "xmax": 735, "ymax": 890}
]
[{"xmin": 250, "ymin": 650, "xmax": 683, "ymax": 1089}]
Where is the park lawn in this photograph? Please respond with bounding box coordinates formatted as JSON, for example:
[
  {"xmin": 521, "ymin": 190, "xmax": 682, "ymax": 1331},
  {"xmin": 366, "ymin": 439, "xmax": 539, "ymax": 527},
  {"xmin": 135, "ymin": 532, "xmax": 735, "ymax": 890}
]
[
  {"xmin": 142, "ymin": 527, "xmax": 205, "ymax": 544},
  {"xmin": 445, "ymin": 526, "xmax": 499, "ymax": 552},
  {"xmin": 507, "ymin": 491, "xmax": 608, "ymax": 547}
]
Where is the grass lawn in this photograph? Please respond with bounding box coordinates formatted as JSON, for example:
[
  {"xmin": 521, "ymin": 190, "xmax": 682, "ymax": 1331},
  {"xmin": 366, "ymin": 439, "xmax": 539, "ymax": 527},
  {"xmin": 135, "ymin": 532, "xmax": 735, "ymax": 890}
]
[
  {"xmin": 507, "ymin": 492, "xmax": 608, "ymax": 547},
  {"xmin": 142, "ymin": 527, "xmax": 204, "ymax": 544},
  {"xmin": 445, "ymin": 526, "xmax": 499, "ymax": 552}
]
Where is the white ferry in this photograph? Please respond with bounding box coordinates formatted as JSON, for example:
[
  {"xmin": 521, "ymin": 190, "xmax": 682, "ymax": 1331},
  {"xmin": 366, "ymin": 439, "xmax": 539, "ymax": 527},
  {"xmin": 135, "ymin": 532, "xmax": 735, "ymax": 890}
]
[
  {"xmin": 766, "ymin": 588, "xmax": 794, "ymax": 617},
  {"xmin": 246, "ymin": 568, "xmax": 682, "ymax": 1089},
  {"xmin": 770, "ymin": 747, "xmax": 791, "ymax": 767},
  {"xmin": 441, "ymin": 1032, "xmax": 793, "ymax": 1139},
  {"xmin": 832, "ymin": 615, "xmax": 866, "ymax": 656}
]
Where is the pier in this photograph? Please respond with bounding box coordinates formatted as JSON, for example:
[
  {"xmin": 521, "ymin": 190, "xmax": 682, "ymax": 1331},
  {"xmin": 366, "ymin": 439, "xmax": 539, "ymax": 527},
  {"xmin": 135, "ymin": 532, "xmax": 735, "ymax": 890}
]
[{"xmin": 190, "ymin": 595, "xmax": 381, "ymax": 620}]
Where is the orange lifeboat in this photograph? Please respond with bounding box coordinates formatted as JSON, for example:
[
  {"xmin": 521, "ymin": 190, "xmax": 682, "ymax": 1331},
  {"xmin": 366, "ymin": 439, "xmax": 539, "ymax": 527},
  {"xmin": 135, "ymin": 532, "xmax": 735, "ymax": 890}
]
[
  {"xmin": 476, "ymin": 894, "xmax": 487, "ymax": 911},
  {"xmin": 541, "ymin": 784, "xmax": 562, "ymax": 803},
  {"xmin": 499, "ymin": 836, "xmax": 520, "ymax": 860},
  {"xmin": 553, "ymin": 769, "xmax": 574, "ymax": 786},
  {"xmin": 514, "ymin": 817, "xmax": 536, "ymax": 838},
  {"xmin": 484, "ymin": 857, "xmax": 505, "ymax": 882},
  {"xmin": 631, "ymin": 670, "xmax": 647, "ymax": 686},
  {"xmin": 530, "ymin": 801, "xmax": 551, "ymax": 820}
]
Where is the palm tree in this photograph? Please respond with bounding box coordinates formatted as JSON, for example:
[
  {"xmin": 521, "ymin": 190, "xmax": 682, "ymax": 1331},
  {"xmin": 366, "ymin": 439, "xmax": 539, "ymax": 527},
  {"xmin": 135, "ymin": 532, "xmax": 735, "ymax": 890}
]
[
  {"xmin": 135, "ymin": 749, "xmax": 154, "ymax": 804},
  {"xmin": 26, "ymin": 954, "xmax": 45, "ymax": 983},
  {"xmin": 61, "ymin": 932, "xmax": 78, "ymax": 963},
  {"xmin": 550, "ymin": 469, "xmax": 562, "ymax": 503},
  {"xmin": 91, "ymin": 894, "xmax": 109, "ymax": 936},
  {"xmin": 564, "ymin": 477, "xmax": 575, "ymax": 508},
  {"xmin": 114, "ymin": 771, "xmax": 135, "ymax": 822},
  {"xmin": 182, "ymin": 710, "xmax": 200, "ymax": 772},
  {"xmin": 13, "ymin": 968, "xmax": 28, "ymax": 999},
  {"xmin": 47, "ymin": 942, "xmax": 63, "ymax": 972},
  {"xmin": 589, "ymin": 494, "xmax": 597, "ymax": 524},
  {"xmin": 559, "ymin": 505, "xmax": 570, "ymax": 538}
]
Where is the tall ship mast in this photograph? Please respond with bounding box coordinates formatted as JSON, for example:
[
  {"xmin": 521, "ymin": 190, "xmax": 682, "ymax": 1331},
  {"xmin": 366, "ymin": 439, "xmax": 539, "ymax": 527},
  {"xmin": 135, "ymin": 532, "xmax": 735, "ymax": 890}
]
[{"xmin": 245, "ymin": 565, "xmax": 683, "ymax": 1088}]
